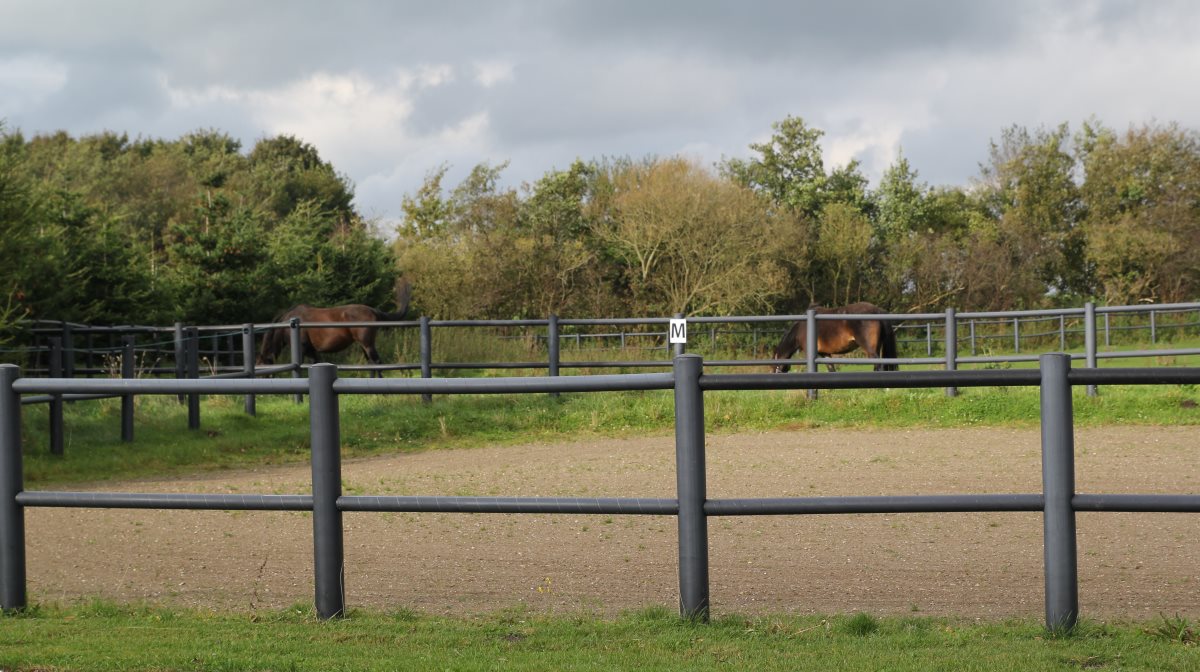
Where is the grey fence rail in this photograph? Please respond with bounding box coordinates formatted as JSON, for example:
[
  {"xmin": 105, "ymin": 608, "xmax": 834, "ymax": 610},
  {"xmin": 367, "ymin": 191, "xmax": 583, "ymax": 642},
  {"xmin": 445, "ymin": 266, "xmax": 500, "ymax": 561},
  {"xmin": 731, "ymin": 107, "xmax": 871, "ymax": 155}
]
[
  {"xmin": 17, "ymin": 301, "xmax": 1200, "ymax": 456},
  {"xmin": 2, "ymin": 355, "xmax": 1199, "ymax": 630},
  {"xmin": 14, "ymin": 301, "xmax": 1200, "ymax": 380}
]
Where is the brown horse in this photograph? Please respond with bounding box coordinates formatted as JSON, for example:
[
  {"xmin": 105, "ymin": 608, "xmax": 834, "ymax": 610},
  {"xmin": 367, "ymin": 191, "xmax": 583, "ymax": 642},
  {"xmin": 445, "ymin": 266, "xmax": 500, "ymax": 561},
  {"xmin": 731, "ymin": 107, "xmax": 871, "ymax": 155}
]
[
  {"xmin": 771, "ymin": 302, "xmax": 898, "ymax": 372},
  {"xmin": 257, "ymin": 280, "xmax": 412, "ymax": 378}
]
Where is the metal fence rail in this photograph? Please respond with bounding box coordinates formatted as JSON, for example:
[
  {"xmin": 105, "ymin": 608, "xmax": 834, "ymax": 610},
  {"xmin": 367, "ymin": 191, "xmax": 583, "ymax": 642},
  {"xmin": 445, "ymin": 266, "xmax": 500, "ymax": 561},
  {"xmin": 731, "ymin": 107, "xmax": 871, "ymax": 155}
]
[
  {"xmin": 3, "ymin": 356, "xmax": 1199, "ymax": 630},
  {"xmin": 13, "ymin": 301, "xmax": 1200, "ymax": 382}
]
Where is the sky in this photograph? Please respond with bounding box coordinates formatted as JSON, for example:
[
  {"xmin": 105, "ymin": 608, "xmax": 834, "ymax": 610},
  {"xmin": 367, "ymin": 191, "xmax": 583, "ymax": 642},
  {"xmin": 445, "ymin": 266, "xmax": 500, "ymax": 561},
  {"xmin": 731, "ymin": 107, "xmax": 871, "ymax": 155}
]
[{"xmin": 3, "ymin": 0, "xmax": 1199, "ymax": 225}]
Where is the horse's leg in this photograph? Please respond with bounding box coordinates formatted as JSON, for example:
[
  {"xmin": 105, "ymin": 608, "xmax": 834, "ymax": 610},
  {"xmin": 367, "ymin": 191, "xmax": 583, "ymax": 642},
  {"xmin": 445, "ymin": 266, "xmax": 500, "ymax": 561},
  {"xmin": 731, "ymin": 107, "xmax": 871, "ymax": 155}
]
[
  {"xmin": 860, "ymin": 324, "xmax": 883, "ymax": 371},
  {"xmin": 358, "ymin": 328, "xmax": 384, "ymax": 379},
  {"xmin": 363, "ymin": 345, "xmax": 383, "ymax": 379}
]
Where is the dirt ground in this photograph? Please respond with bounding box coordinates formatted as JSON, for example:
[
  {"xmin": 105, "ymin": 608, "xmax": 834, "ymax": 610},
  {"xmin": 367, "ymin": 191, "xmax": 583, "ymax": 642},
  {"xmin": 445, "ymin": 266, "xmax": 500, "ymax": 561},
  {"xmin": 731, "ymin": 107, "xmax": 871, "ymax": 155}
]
[{"xmin": 24, "ymin": 426, "xmax": 1200, "ymax": 620}]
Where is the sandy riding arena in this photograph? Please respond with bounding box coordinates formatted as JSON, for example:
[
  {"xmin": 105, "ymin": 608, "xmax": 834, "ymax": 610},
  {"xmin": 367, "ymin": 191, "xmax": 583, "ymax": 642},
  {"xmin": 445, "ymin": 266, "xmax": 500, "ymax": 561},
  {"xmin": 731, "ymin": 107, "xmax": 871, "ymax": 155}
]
[{"xmin": 26, "ymin": 426, "xmax": 1200, "ymax": 619}]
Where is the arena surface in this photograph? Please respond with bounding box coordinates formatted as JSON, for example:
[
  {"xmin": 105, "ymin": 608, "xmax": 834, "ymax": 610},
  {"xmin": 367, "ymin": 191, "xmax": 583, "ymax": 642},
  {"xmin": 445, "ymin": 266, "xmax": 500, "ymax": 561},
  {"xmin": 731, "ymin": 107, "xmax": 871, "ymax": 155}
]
[{"xmin": 26, "ymin": 426, "xmax": 1200, "ymax": 619}]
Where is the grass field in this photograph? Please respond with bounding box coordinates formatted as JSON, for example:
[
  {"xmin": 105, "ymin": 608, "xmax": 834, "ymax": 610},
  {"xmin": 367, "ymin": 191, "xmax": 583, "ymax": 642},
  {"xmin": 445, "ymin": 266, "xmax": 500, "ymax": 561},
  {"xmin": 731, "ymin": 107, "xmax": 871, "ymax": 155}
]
[
  {"xmin": 17, "ymin": 369, "xmax": 1200, "ymax": 486},
  {"xmin": 3, "ymin": 602, "xmax": 1199, "ymax": 672}
]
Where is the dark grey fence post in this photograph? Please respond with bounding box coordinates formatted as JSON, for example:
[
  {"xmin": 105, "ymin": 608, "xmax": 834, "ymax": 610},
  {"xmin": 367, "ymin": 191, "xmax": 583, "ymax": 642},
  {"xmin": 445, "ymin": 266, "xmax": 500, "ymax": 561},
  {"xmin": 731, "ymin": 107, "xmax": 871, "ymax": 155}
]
[
  {"xmin": 548, "ymin": 314, "xmax": 560, "ymax": 399},
  {"xmin": 970, "ymin": 319, "xmax": 977, "ymax": 356},
  {"xmin": 925, "ymin": 323, "xmax": 932, "ymax": 356},
  {"xmin": 242, "ymin": 324, "xmax": 256, "ymax": 417},
  {"xmin": 186, "ymin": 327, "xmax": 200, "ymax": 430},
  {"xmin": 1150, "ymin": 309, "xmax": 1157, "ymax": 344},
  {"xmin": 290, "ymin": 318, "xmax": 303, "ymax": 404},
  {"xmin": 1040, "ymin": 353, "xmax": 1079, "ymax": 631},
  {"xmin": 48, "ymin": 338, "xmax": 64, "ymax": 456},
  {"xmin": 121, "ymin": 336, "xmax": 135, "ymax": 443},
  {"xmin": 945, "ymin": 308, "xmax": 958, "ymax": 398},
  {"xmin": 1014, "ymin": 317, "xmax": 1021, "ymax": 353},
  {"xmin": 309, "ymin": 363, "xmax": 345, "ymax": 619},
  {"xmin": 673, "ymin": 354, "xmax": 709, "ymax": 621},
  {"xmin": 60, "ymin": 323, "xmax": 75, "ymax": 379},
  {"xmin": 174, "ymin": 322, "xmax": 185, "ymax": 404},
  {"xmin": 419, "ymin": 316, "xmax": 432, "ymax": 404},
  {"xmin": 1084, "ymin": 302, "xmax": 1097, "ymax": 397},
  {"xmin": 805, "ymin": 308, "xmax": 818, "ymax": 401},
  {"xmin": 0, "ymin": 364, "xmax": 27, "ymax": 612}
]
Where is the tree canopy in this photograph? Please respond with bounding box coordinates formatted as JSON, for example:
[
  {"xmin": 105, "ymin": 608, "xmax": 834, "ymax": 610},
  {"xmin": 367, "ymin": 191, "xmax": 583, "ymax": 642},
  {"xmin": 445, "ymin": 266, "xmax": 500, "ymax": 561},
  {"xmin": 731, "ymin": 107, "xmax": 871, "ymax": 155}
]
[{"xmin": 4, "ymin": 115, "xmax": 1200, "ymax": 341}]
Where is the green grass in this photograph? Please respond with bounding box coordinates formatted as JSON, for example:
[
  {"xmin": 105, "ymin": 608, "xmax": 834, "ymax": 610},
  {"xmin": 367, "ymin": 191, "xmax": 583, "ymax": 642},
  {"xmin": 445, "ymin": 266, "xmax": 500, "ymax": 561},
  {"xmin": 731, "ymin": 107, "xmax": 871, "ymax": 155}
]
[
  {"xmin": 18, "ymin": 374, "xmax": 1200, "ymax": 486},
  {"xmin": 2, "ymin": 602, "xmax": 1198, "ymax": 671}
]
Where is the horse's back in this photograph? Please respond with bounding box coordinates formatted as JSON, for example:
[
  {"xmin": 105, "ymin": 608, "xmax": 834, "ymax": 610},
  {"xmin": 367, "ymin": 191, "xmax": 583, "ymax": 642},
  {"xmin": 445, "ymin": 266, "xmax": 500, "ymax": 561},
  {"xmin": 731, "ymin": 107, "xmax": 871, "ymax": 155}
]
[{"xmin": 284, "ymin": 304, "xmax": 378, "ymax": 323}]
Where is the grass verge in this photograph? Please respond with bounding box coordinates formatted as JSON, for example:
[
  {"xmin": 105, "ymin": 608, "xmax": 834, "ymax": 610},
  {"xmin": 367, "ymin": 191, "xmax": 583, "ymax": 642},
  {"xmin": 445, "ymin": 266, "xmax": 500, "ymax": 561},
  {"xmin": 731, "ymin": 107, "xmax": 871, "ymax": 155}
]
[
  {"xmin": 2, "ymin": 602, "xmax": 1198, "ymax": 672},
  {"xmin": 19, "ymin": 380, "xmax": 1200, "ymax": 486}
]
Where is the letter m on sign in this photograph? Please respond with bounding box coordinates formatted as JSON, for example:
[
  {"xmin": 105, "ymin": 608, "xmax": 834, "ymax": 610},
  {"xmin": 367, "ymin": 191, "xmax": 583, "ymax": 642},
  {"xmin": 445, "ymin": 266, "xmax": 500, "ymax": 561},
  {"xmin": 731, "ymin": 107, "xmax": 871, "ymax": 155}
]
[{"xmin": 669, "ymin": 318, "xmax": 687, "ymax": 344}]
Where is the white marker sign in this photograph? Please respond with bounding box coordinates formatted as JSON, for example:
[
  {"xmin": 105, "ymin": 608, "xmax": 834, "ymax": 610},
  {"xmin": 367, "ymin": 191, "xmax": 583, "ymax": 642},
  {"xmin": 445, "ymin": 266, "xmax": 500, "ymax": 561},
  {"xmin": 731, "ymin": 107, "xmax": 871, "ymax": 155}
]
[{"xmin": 669, "ymin": 318, "xmax": 687, "ymax": 344}]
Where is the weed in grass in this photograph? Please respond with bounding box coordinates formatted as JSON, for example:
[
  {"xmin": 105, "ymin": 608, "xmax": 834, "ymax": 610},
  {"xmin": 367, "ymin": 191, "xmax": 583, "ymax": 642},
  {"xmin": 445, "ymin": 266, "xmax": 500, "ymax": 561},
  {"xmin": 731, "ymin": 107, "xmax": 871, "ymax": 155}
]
[
  {"xmin": 840, "ymin": 612, "xmax": 880, "ymax": 637},
  {"xmin": 1144, "ymin": 613, "xmax": 1197, "ymax": 645}
]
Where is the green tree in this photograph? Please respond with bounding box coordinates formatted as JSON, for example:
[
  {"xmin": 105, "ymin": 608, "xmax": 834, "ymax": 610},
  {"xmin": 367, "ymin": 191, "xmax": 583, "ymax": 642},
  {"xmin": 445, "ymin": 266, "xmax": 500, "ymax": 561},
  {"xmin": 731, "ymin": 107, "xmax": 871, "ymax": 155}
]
[
  {"xmin": 1077, "ymin": 121, "xmax": 1200, "ymax": 303},
  {"xmin": 723, "ymin": 115, "xmax": 827, "ymax": 219},
  {"xmin": 975, "ymin": 124, "xmax": 1084, "ymax": 306}
]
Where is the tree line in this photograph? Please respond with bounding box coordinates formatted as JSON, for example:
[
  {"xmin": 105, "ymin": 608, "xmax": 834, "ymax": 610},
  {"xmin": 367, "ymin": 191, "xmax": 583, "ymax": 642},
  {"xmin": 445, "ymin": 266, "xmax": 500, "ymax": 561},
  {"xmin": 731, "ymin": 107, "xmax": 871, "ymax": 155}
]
[
  {"xmin": 3, "ymin": 116, "xmax": 1199, "ymax": 347},
  {"xmin": 0, "ymin": 125, "xmax": 396, "ymax": 346},
  {"xmin": 397, "ymin": 117, "xmax": 1200, "ymax": 320}
]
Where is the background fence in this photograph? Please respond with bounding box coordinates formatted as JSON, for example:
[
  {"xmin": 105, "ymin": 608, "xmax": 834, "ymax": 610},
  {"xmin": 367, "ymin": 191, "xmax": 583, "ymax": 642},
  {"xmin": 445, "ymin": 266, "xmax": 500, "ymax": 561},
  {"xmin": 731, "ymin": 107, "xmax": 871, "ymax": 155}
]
[
  {"xmin": 10, "ymin": 300, "xmax": 1200, "ymax": 455},
  {"xmin": 3, "ymin": 355, "xmax": 1199, "ymax": 629},
  {"xmin": 10, "ymin": 301, "xmax": 1200, "ymax": 380}
]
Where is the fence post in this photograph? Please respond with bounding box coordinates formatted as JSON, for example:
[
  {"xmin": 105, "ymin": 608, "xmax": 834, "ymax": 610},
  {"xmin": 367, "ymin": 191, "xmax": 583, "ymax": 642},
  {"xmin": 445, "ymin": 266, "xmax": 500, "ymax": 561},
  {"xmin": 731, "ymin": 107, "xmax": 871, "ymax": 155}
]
[
  {"xmin": 970, "ymin": 319, "xmax": 977, "ymax": 356},
  {"xmin": 60, "ymin": 323, "xmax": 75, "ymax": 379},
  {"xmin": 290, "ymin": 318, "xmax": 303, "ymax": 404},
  {"xmin": 419, "ymin": 316, "xmax": 432, "ymax": 405},
  {"xmin": 174, "ymin": 322, "xmax": 185, "ymax": 404},
  {"xmin": 308, "ymin": 363, "xmax": 345, "ymax": 620},
  {"xmin": 805, "ymin": 308, "xmax": 818, "ymax": 401},
  {"xmin": 186, "ymin": 327, "xmax": 200, "ymax": 430},
  {"xmin": 945, "ymin": 308, "xmax": 958, "ymax": 398},
  {"xmin": 672, "ymin": 312, "xmax": 685, "ymax": 357},
  {"xmin": 121, "ymin": 336, "xmax": 135, "ymax": 443},
  {"xmin": 1084, "ymin": 302, "xmax": 1097, "ymax": 397},
  {"xmin": 242, "ymin": 324, "xmax": 256, "ymax": 417},
  {"xmin": 1040, "ymin": 353, "xmax": 1079, "ymax": 632},
  {"xmin": 673, "ymin": 354, "xmax": 709, "ymax": 621},
  {"xmin": 1150, "ymin": 309, "xmax": 1157, "ymax": 344},
  {"xmin": 1013, "ymin": 318, "xmax": 1020, "ymax": 353},
  {"xmin": 48, "ymin": 338, "xmax": 64, "ymax": 456},
  {"xmin": 548, "ymin": 314, "xmax": 560, "ymax": 399},
  {"xmin": 0, "ymin": 365, "xmax": 26, "ymax": 612},
  {"xmin": 925, "ymin": 323, "xmax": 932, "ymax": 357},
  {"xmin": 1059, "ymin": 315, "xmax": 1066, "ymax": 350}
]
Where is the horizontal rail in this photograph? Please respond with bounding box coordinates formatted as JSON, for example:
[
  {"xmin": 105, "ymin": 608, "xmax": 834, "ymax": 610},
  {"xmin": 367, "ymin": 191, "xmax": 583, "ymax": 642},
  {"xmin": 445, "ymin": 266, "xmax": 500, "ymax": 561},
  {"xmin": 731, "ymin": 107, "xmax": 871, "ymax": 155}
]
[
  {"xmin": 1072, "ymin": 494, "xmax": 1200, "ymax": 512},
  {"xmin": 337, "ymin": 496, "xmax": 678, "ymax": 515},
  {"xmin": 17, "ymin": 491, "xmax": 313, "ymax": 511},
  {"xmin": 18, "ymin": 491, "xmax": 1199, "ymax": 515},
  {"xmin": 705, "ymin": 494, "xmax": 1045, "ymax": 515}
]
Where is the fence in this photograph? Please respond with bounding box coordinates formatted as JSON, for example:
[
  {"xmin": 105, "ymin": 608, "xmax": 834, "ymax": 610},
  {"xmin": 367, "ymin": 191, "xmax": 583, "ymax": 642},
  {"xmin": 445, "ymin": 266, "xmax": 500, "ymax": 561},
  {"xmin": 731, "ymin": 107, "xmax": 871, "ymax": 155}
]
[
  {"xmin": 3, "ymin": 355, "xmax": 1199, "ymax": 629},
  {"xmin": 13, "ymin": 301, "xmax": 1200, "ymax": 457},
  {"xmin": 14, "ymin": 302, "xmax": 1200, "ymax": 380}
]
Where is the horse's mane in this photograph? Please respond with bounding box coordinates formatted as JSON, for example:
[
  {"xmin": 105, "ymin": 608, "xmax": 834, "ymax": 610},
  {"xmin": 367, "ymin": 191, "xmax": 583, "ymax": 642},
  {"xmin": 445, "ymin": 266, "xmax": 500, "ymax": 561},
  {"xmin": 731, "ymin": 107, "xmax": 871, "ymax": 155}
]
[{"xmin": 273, "ymin": 305, "xmax": 305, "ymax": 322}]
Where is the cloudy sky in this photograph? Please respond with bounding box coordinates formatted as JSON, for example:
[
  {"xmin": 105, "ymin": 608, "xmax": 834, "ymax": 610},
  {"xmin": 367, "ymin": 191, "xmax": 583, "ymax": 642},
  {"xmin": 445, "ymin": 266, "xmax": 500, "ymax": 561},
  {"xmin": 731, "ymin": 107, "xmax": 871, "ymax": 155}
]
[{"xmin": 3, "ymin": 1, "xmax": 1198, "ymax": 224}]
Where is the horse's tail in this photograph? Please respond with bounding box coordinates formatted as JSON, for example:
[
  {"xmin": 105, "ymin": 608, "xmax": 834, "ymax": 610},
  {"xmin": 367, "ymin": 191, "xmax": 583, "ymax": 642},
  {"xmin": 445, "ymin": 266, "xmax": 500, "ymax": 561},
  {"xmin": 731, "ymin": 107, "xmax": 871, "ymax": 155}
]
[
  {"xmin": 376, "ymin": 278, "xmax": 413, "ymax": 322},
  {"xmin": 879, "ymin": 319, "xmax": 899, "ymax": 371}
]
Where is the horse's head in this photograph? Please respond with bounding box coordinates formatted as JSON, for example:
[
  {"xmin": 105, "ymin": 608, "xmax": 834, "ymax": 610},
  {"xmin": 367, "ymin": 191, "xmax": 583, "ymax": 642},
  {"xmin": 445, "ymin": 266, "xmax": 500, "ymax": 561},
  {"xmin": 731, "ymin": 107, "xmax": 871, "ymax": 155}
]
[
  {"xmin": 770, "ymin": 354, "xmax": 791, "ymax": 374},
  {"xmin": 256, "ymin": 325, "xmax": 285, "ymax": 366}
]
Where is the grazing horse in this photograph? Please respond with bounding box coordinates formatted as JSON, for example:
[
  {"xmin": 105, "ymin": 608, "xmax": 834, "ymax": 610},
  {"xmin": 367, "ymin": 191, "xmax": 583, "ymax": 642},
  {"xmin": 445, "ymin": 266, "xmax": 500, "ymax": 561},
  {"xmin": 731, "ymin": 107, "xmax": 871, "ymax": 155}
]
[
  {"xmin": 771, "ymin": 302, "xmax": 898, "ymax": 372},
  {"xmin": 257, "ymin": 280, "xmax": 412, "ymax": 378}
]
